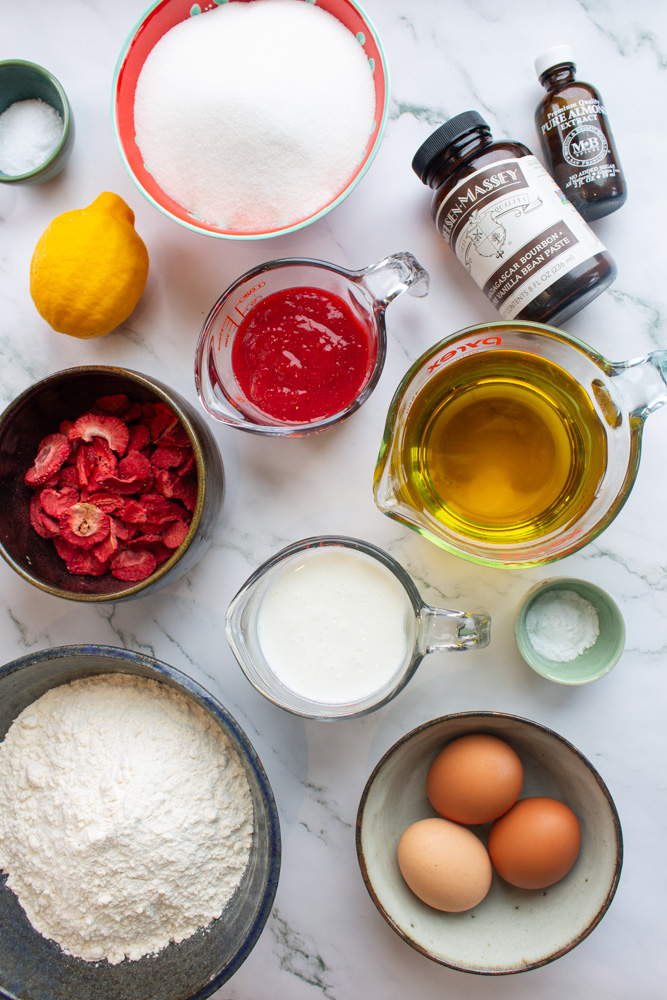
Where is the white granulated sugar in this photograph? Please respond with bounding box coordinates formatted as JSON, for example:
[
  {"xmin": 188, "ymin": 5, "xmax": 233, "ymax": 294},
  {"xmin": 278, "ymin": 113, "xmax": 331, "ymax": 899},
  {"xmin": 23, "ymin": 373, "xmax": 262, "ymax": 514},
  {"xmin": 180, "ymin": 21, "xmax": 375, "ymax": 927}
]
[
  {"xmin": 0, "ymin": 674, "xmax": 253, "ymax": 965},
  {"xmin": 133, "ymin": 0, "xmax": 376, "ymax": 230},
  {"xmin": 0, "ymin": 99, "xmax": 63, "ymax": 175}
]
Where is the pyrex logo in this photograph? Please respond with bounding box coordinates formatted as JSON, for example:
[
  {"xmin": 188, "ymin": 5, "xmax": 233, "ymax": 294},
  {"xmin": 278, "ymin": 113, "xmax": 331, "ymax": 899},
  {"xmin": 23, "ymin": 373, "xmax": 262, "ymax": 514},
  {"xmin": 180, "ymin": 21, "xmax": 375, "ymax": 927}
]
[{"xmin": 427, "ymin": 336, "xmax": 502, "ymax": 374}]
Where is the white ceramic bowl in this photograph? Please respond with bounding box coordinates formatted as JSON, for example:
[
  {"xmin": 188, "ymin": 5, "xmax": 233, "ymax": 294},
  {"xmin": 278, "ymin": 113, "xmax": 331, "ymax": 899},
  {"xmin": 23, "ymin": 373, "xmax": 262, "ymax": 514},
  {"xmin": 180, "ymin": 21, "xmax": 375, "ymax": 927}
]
[{"xmin": 356, "ymin": 711, "xmax": 623, "ymax": 975}]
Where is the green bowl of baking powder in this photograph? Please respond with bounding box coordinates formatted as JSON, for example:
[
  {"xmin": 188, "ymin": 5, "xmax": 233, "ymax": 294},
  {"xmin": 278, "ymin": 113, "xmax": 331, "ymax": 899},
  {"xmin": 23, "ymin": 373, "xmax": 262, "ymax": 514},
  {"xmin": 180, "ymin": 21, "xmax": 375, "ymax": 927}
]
[{"xmin": 515, "ymin": 577, "xmax": 625, "ymax": 685}]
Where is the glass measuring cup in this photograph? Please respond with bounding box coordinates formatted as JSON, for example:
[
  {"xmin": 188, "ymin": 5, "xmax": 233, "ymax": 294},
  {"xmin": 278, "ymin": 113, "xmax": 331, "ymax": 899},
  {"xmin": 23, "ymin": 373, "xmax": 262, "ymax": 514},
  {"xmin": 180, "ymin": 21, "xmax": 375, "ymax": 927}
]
[
  {"xmin": 194, "ymin": 253, "xmax": 429, "ymax": 436},
  {"xmin": 225, "ymin": 536, "xmax": 491, "ymax": 720},
  {"xmin": 374, "ymin": 320, "xmax": 667, "ymax": 568}
]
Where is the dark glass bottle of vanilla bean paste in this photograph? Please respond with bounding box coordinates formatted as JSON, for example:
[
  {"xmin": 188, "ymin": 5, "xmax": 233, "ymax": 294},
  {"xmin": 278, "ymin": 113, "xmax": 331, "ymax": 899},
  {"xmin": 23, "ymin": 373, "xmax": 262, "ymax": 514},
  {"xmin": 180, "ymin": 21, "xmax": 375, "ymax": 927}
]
[
  {"xmin": 535, "ymin": 46, "xmax": 627, "ymax": 221},
  {"xmin": 412, "ymin": 111, "xmax": 616, "ymax": 325}
]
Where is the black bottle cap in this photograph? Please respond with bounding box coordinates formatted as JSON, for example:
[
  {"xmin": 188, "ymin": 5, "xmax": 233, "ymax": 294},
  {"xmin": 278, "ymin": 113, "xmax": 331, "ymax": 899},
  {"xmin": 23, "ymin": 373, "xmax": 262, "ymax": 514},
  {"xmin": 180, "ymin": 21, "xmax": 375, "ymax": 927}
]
[{"xmin": 412, "ymin": 111, "xmax": 489, "ymax": 183}]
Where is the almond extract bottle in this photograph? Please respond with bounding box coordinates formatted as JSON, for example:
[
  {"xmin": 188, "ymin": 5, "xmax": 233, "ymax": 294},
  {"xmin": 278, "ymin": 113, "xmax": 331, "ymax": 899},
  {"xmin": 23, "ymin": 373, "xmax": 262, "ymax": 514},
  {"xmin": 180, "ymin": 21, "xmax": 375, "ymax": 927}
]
[
  {"xmin": 535, "ymin": 46, "xmax": 627, "ymax": 221},
  {"xmin": 412, "ymin": 111, "xmax": 616, "ymax": 325}
]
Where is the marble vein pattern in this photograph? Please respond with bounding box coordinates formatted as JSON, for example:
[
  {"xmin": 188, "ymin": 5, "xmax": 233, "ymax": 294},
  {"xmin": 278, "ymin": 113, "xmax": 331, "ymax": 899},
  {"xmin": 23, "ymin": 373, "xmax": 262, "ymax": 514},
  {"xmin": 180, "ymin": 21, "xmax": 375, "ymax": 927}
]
[{"xmin": 1, "ymin": 1, "xmax": 667, "ymax": 999}]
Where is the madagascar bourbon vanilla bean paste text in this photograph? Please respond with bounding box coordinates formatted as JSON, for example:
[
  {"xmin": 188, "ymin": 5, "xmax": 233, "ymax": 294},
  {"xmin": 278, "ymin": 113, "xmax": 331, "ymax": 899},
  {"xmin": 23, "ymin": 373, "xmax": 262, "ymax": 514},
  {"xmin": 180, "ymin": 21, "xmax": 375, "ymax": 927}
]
[{"xmin": 434, "ymin": 156, "xmax": 605, "ymax": 319}]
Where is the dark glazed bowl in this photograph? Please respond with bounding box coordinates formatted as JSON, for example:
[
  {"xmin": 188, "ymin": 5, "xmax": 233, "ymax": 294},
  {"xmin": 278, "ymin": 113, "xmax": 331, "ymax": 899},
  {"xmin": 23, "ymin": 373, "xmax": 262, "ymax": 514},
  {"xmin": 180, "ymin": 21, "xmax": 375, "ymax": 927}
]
[
  {"xmin": 0, "ymin": 645, "xmax": 281, "ymax": 1000},
  {"xmin": 0, "ymin": 366, "xmax": 224, "ymax": 601},
  {"xmin": 0, "ymin": 60, "xmax": 74, "ymax": 184},
  {"xmin": 356, "ymin": 711, "xmax": 623, "ymax": 975}
]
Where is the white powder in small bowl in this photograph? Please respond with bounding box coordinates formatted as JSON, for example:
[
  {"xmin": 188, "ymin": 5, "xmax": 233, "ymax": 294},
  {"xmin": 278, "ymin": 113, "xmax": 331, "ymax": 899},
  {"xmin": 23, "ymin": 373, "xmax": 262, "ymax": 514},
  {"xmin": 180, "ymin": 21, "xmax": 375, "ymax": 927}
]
[
  {"xmin": 0, "ymin": 674, "xmax": 253, "ymax": 965},
  {"xmin": 525, "ymin": 589, "xmax": 600, "ymax": 662},
  {"xmin": 133, "ymin": 0, "xmax": 377, "ymax": 231},
  {"xmin": 0, "ymin": 98, "xmax": 63, "ymax": 176}
]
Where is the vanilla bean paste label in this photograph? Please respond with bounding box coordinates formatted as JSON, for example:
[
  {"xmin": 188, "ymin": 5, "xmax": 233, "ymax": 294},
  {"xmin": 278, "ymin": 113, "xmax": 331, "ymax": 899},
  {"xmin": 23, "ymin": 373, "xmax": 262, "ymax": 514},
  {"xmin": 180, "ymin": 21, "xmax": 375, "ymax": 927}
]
[{"xmin": 434, "ymin": 155, "xmax": 606, "ymax": 319}]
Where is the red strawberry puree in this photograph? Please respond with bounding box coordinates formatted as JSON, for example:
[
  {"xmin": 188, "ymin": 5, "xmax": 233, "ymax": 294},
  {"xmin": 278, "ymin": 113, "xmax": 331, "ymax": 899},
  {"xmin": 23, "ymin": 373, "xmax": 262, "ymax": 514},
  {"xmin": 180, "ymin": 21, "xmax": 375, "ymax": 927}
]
[{"xmin": 231, "ymin": 287, "xmax": 374, "ymax": 423}]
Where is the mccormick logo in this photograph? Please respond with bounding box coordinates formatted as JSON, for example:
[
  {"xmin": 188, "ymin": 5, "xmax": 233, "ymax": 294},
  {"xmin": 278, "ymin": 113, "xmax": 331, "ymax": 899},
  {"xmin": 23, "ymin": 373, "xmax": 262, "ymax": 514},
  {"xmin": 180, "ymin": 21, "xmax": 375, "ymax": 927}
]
[{"xmin": 436, "ymin": 162, "xmax": 528, "ymax": 245}]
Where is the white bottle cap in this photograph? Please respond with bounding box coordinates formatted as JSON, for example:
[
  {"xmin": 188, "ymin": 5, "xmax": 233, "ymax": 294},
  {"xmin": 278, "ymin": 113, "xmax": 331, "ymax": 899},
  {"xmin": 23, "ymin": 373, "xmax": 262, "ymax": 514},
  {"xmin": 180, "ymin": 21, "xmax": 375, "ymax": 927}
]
[{"xmin": 535, "ymin": 45, "xmax": 576, "ymax": 79}]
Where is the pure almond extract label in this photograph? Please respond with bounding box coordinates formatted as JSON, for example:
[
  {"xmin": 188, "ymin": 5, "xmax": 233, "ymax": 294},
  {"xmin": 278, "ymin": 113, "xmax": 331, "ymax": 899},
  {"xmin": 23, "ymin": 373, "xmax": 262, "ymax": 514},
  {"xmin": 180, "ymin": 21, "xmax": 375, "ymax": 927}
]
[
  {"xmin": 434, "ymin": 155, "xmax": 606, "ymax": 319},
  {"xmin": 540, "ymin": 99, "xmax": 622, "ymax": 192}
]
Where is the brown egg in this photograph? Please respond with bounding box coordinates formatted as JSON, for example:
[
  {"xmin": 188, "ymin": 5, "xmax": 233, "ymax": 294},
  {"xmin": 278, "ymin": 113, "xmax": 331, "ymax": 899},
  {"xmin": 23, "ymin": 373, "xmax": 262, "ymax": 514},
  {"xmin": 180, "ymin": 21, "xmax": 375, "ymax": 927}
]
[
  {"xmin": 426, "ymin": 733, "xmax": 524, "ymax": 825},
  {"xmin": 397, "ymin": 817, "xmax": 493, "ymax": 912},
  {"xmin": 488, "ymin": 796, "xmax": 582, "ymax": 890}
]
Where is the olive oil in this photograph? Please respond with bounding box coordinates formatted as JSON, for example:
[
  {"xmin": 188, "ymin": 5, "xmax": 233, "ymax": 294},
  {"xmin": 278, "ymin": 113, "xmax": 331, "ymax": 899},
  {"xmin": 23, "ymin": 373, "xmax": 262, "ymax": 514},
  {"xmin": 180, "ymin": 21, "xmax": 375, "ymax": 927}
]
[{"xmin": 399, "ymin": 351, "xmax": 607, "ymax": 545}]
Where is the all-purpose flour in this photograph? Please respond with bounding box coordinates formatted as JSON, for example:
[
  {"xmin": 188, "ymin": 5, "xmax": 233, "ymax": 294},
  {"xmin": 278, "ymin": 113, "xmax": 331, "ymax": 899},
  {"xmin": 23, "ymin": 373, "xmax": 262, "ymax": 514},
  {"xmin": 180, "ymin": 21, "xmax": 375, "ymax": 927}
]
[{"xmin": 0, "ymin": 674, "xmax": 253, "ymax": 964}]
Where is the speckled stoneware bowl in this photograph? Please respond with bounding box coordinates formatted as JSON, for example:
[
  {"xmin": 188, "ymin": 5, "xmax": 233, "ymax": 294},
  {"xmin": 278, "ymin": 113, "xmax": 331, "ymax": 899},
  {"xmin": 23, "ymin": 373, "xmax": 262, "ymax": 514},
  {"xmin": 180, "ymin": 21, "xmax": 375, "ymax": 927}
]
[
  {"xmin": 0, "ymin": 645, "xmax": 281, "ymax": 1000},
  {"xmin": 0, "ymin": 366, "xmax": 224, "ymax": 602},
  {"xmin": 515, "ymin": 577, "xmax": 626, "ymax": 684},
  {"xmin": 0, "ymin": 60, "xmax": 74, "ymax": 184},
  {"xmin": 356, "ymin": 711, "xmax": 623, "ymax": 975}
]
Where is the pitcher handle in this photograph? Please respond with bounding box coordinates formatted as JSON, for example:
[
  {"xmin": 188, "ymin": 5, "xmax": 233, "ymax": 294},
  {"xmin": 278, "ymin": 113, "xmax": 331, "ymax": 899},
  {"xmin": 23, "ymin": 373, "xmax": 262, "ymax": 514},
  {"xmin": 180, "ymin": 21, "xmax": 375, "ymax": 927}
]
[
  {"xmin": 418, "ymin": 605, "xmax": 491, "ymax": 653},
  {"xmin": 358, "ymin": 251, "xmax": 430, "ymax": 307}
]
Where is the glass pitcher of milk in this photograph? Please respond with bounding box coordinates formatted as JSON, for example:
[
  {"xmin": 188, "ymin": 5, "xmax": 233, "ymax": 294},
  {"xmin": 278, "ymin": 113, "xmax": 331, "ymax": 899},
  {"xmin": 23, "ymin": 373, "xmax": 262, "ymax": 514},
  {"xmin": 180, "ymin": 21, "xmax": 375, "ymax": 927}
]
[{"xmin": 225, "ymin": 536, "xmax": 491, "ymax": 720}]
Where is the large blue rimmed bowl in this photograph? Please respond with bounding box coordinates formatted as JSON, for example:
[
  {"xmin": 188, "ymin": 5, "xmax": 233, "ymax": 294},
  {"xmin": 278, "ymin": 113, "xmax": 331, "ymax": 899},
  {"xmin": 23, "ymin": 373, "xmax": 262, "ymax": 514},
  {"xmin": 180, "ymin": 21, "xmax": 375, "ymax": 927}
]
[{"xmin": 0, "ymin": 645, "xmax": 281, "ymax": 1000}]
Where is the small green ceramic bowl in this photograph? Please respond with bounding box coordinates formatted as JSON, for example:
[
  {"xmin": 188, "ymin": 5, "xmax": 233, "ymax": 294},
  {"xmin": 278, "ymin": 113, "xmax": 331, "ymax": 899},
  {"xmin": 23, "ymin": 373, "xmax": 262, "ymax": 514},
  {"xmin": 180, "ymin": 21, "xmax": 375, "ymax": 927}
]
[
  {"xmin": 515, "ymin": 578, "xmax": 625, "ymax": 685},
  {"xmin": 0, "ymin": 59, "xmax": 74, "ymax": 184}
]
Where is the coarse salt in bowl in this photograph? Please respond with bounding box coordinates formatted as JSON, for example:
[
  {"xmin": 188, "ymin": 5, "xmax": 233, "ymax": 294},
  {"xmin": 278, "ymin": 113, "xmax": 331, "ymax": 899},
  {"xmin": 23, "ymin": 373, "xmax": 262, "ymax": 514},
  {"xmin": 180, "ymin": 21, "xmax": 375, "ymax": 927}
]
[{"xmin": 112, "ymin": 0, "xmax": 389, "ymax": 239}]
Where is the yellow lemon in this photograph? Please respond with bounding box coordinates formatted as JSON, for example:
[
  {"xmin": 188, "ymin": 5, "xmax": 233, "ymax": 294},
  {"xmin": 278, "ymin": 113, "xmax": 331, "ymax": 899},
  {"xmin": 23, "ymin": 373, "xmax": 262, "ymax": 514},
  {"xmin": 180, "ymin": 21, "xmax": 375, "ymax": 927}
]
[{"xmin": 30, "ymin": 192, "xmax": 149, "ymax": 339}]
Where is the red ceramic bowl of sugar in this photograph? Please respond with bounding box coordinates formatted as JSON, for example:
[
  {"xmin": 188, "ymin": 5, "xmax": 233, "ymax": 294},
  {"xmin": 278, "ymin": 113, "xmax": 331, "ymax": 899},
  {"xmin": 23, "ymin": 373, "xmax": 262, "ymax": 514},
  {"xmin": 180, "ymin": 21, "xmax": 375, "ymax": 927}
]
[{"xmin": 112, "ymin": 0, "xmax": 389, "ymax": 239}]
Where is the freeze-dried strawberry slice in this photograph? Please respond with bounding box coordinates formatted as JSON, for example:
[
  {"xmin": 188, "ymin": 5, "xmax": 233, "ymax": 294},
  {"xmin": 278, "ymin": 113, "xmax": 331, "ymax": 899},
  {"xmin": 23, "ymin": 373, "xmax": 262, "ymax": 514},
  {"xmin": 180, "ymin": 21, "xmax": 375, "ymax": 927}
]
[
  {"xmin": 29, "ymin": 496, "xmax": 60, "ymax": 538},
  {"xmin": 152, "ymin": 467, "xmax": 177, "ymax": 499},
  {"xmin": 128, "ymin": 423, "xmax": 150, "ymax": 452},
  {"xmin": 87, "ymin": 492, "xmax": 124, "ymax": 514},
  {"xmin": 119, "ymin": 450, "xmax": 152, "ymax": 480},
  {"xmin": 89, "ymin": 437, "xmax": 118, "ymax": 488},
  {"xmin": 94, "ymin": 393, "xmax": 131, "ymax": 416},
  {"xmin": 54, "ymin": 536, "xmax": 77, "ymax": 562},
  {"xmin": 120, "ymin": 499, "xmax": 147, "ymax": 524},
  {"xmin": 59, "ymin": 419, "xmax": 74, "ymax": 436},
  {"xmin": 178, "ymin": 452, "xmax": 196, "ymax": 478},
  {"xmin": 150, "ymin": 445, "xmax": 187, "ymax": 470},
  {"xmin": 76, "ymin": 443, "xmax": 95, "ymax": 489},
  {"xmin": 98, "ymin": 450, "xmax": 153, "ymax": 495},
  {"xmin": 153, "ymin": 471, "xmax": 197, "ymax": 511},
  {"xmin": 162, "ymin": 520, "xmax": 189, "ymax": 549},
  {"xmin": 145, "ymin": 401, "xmax": 178, "ymax": 442},
  {"xmin": 120, "ymin": 402, "xmax": 143, "ymax": 423},
  {"xmin": 140, "ymin": 493, "xmax": 184, "ymax": 525},
  {"xmin": 34, "ymin": 472, "xmax": 60, "ymax": 493},
  {"xmin": 58, "ymin": 465, "xmax": 80, "ymax": 489},
  {"xmin": 25, "ymin": 433, "xmax": 71, "ymax": 486},
  {"xmin": 112, "ymin": 517, "xmax": 139, "ymax": 542},
  {"xmin": 92, "ymin": 520, "xmax": 119, "ymax": 564},
  {"xmin": 173, "ymin": 476, "xmax": 198, "ymax": 512},
  {"xmin": 158, "ymin": 423, "xmax": 191, "ymax": 448},
  {"xmin": 40, "ymin": 485, "xmax": 80, "ymax": 519},
  {"xmin": 67, "ymin": 549, "xmax": 109, "ymax": 577},
  {"xmin": 110, "ymin": 548, "xmax": 157, "ymax": 582},
  {"xmin": 128, "ymin": 536, "xmax": 171, "ymax": 564},
  {"xmin": 59, "ymin": 503, "xmax": 110, "ymax": 549},
  {"xmin": 69, "ymin": 413, "xmax": 130, "ymax": 456}
]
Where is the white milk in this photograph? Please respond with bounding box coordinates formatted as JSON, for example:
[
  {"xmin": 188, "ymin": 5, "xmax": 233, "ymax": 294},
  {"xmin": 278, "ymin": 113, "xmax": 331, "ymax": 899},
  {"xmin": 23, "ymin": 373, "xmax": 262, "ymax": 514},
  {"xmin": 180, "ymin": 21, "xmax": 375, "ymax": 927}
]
[{"xmin": 256, "ymin": 547, "xmax": 411, "ymax": 705}]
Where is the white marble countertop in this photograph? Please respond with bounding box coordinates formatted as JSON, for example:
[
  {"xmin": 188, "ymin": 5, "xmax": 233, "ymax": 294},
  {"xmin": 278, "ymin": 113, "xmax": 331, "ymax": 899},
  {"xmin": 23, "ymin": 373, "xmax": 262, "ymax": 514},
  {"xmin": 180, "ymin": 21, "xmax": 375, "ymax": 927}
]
[{"xmin": 1, "ymin": 1, "xmax": 666, "ymax": 998}]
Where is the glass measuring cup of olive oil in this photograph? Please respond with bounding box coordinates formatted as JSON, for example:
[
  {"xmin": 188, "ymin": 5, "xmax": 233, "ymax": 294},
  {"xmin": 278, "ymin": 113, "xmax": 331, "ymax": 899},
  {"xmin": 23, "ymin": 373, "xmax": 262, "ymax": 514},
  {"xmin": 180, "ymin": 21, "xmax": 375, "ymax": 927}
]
[{"xmin": 374, "ymin": 321, "xmax": 667, "ymax": 568}]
